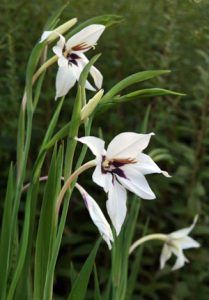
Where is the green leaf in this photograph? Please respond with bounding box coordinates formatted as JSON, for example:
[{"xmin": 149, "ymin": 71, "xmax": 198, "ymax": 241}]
[
  {"xmin": 33, "ymin": 72, "xmax": 46, "ymax": 110},
  {"xmin": 109, "ymin": 88, "xmax": 185, "ymax": 103},
  {"xmin": 141, "ymin": 105, "xmax": 151, "ymax": 133},
  {"xmin": 94, "ymin": 265, "xmax": 102, "ymax": 300},
  {"xmin": 34, "ymin": 145, "xmax": 63, "ymax": 299},
  {"xmin": 0, "ymin": 165, "xmax": 14, "ymax": 300},
  {"xmin": 43, "ymin": 2, "xmax": 70, "ymax": 30},
  {"xmin": 101, "ymin": 70, "xmax": 171, "ymax": 103},
  {"xmin": 33, "ymin": 98, "xmax": 64, "ymax": 182},
  {"xmin": 13, "ymin": 182, "xmax": 40, "ymax": 300},
  {"xmin": 43, "ymin": 121, "xmax": 71, "ymax": 151},
  {"xmin": 64, "ymin": 86, "xmax": 82, "ymax": 177},
  {"xmin": 69, "ymin": 262, "xmax": 78, "ymax": 287},
  {"xmin": 126, "ymin": 220, "xmax": 149, "ymax": 300},
  {"xmin": 68, "ymin": 239, "xmax": 101, "ymax": 300},
  {"xmin": 7, "ymin": 187, "xmax": 33, "ymax": 300}
]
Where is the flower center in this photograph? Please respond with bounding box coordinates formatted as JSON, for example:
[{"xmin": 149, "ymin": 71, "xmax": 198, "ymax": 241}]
[
  {"xmin": 101, "ymin": 156, "xmax": 137, "ymax": 178},
  {"xmin": 66, "ymin": 53, "xmax": 80, "ymax": 66}
]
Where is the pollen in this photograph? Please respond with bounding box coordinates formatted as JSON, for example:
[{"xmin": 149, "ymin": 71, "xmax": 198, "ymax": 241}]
[{"xmin": 102, "ymin": 159, "xmax": 111, "ymax": 169}]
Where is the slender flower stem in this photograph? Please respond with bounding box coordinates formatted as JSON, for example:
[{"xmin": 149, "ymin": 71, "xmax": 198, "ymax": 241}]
[
  {"xmin": 22, "ymin": 160, "xmax": 96, "ymax": 210},
  {"xmin": 129, "ymin": 234, "xmax": 167, "ymax": 255},
  {"xmin": 56, "ymin": 160, "xmax": 96, "ymax": 214},
  {"xmin": 22, "ymin": 176, "xmax": 59, "ymax": 193},
  {"xmin": 32, "ymin": 55, "xmax": 57, "ymax": 84}
]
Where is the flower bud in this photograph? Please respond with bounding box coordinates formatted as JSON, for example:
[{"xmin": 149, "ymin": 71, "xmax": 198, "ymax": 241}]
[
  {"xmin": 40, "ymin": 18, "xmax": 77, "ymax": 43},
  {"xmin": 81, "ymin": 89, "xmax": 104, "ymax": 122}
]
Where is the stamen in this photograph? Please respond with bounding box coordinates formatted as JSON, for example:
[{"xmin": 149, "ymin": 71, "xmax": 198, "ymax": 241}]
[{"xmin": 72, "ymin": 42, "xmax": 91, "ymax": 51}]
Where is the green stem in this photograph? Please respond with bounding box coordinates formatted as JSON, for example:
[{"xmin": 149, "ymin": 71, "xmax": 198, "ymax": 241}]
[{"xmin": 129, "ymin": 234, "xmax": 167, "ymax": 255}]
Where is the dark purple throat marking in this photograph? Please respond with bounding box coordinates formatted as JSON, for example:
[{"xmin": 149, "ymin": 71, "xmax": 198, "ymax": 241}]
[
  {"xmin": 101, "ymin": 156, "xmax": 136, "ymax": 179},
  {"xmin": 66, "ymin": 53, "xmax": 81, "ymax": 66}
]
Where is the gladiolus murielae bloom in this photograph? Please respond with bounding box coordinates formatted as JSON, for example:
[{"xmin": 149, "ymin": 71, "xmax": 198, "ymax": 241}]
[
  {"xmin": 160, "ymin": 215, "xmax": 200, "ymax": 271},
  {"xmin": 76, "ymin": 183, "xmax": 113, "ymax": 249},
  {"xmin": 53, "ymin": 24, "xmax": 105, "ymax": 99},
  {"xmin": 77, "ymin": 132, "xmax": 170, "ymax": 235}
]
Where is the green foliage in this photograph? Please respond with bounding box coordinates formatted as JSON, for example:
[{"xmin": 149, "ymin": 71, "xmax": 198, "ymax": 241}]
[
  {"xmin": 0, "ymin": 1, "xmax": 208, "ymax": 299},
  {"xmin": 68, "ymin": 239, "xmax": 101, "ymax": 300}
]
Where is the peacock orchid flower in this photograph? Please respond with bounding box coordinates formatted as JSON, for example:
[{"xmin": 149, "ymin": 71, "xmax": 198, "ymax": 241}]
[
  {"xmin": 160, "ymin": 215, "xmax": 200, "ymax": 271},
  {"xmin": 52, "ymin": 24, "xmax": 105, "ymax": 99},
  {"xmin": 76, "ymin": 183, "xmax": 113, "ymax": 249},
  {"xmin": 76, "ymin": 132, "xmax": 170, "ymax": 235}
]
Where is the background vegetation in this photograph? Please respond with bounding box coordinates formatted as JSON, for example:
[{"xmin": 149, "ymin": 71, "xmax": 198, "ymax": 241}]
[{"xmin": 0, "ymin": 0, "xmax": 209, "ymax": 299}]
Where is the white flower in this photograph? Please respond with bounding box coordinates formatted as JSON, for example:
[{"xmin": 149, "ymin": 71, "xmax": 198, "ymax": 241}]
[
  {"xmin": 76, "ymin": 183, "xmax": 114, "ymax": 249},
  {"xmin": 52, "ymin": 24, "xmax": 105, "ymax": 99},
  {"xmin": 76, "ymin": 132, "xmax": 170, "ymax": 235},
  {"xmin": 160, "ymin": 215, "xmax": 200, "ymax": 271}
]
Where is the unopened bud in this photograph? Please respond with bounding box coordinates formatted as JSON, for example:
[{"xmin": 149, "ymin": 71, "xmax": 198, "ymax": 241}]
[
  {"xmin": 40, "ymin": 18, "xmax": 77, "ymax": 43},
  {"xmin": 81, "ymin": 89, "xmax": 104, "ymax": 122}
]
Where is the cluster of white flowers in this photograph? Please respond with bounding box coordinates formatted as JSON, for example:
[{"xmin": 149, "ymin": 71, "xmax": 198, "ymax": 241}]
[{"xmin": 41, "ymin": 23, "xmax": 200, "ymax": 271}]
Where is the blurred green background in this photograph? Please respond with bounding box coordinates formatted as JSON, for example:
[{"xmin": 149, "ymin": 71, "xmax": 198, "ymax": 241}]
[{"xmin": 0, "ymin": 0, "xmax": 209, "ymax": 299}]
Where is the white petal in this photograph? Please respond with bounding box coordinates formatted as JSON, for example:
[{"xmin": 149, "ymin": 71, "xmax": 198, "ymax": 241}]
[
  {"xmin": 106, "ymin": 132, "xmax": 155, "ymax": 159},
  {"xmin": 134, "ymin": 153, "xmax": 166, "ymax": 176},
  {"xmin": 53, "ymin": 45, "xmax": 63, "ymax": 58},
  {"xmin": 40, "ymin": 30, "xmax": 53, "ymax": 43},
  {"xmin": 169, "ymin": 215, "xmax": 199, "ymax": 239},
  {"xmin": 71, "ymin": 62, "xmax": 83, "ymax": 81},
  {"xmin": 117, "ymin": 165, "xmax": 156, "ymax": 200},
  {"xmin": 177, "ymin": 236, "xmax": 200, "ymax": 250},
  {"xmin": 90, "ymin": 65, "xmax": 103, "ymax": 89},
  {"xmin": 92, "ymin": 162, "xmax": 112, "ymax": 192},
  {"xmin": 160, "ymin": 244, "xmax": 172, "ymax": 270},
  {"xmin": 85, "ymin": 80, "xmax": 96, "ymax": 91},
  {"xmin": 53, "ymin": 35, "xmax": 66, "ymax": 56},
  {"xmin": 57, "ymin": 34, "xmax": 66, "ymax": 48},
  {"xmin": 106, "ymin": 180, "xmax": 127, "ymax": 235},
  {"xmin": 171, "ymin": 246, "xmax": 188, "ymax": 271},
  {"xmin": 76, "ymin": 136, "xmax": 105, "ymax": 158},
  {"xmin": 76, "ymin": 183, "xmax": 113, "ymax": 249},
  {"xmin": 55, "ymin": 66, "xmax": 77, "ymax": 100},
  {"xmin": 66, "ymin": 24, "xmax": 105, "ymax": 52},
  {"xmin": 58, "ymin": 56, "xmax": 68, "ymax": 67}
]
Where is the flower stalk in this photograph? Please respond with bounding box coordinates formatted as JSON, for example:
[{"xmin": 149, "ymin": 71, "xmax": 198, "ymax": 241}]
[
  {"xmin": 56, "ymin": 159, "xmax": 97, "ymax": 215},
  {"xmin": 129, "ymin": 234, "xmax": 167, "ymax": 254}
]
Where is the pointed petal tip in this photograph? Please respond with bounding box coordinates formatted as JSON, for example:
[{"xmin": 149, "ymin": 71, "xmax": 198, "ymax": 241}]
[
  {"xmin": 162, "ymin": 170, "xmax": 171, "ymax": 178},
  {"xmin": 194, "ymin": 214, "xmax": 199, "ymax": 224}
]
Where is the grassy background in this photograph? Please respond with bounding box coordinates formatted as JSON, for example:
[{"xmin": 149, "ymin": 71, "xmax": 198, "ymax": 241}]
[{"xmin": 0, "ymin": 0, "xmax": 209, "ymax": 299}]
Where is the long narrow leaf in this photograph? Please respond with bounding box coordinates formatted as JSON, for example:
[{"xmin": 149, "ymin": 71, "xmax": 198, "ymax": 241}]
[
  {"xmin": 101, "ymin": 70, "xmax": 171, "ymax": 102},
  {"xmin": 68, "ymin": 239, "xmax": 101, "ymax": 300},
  {"xmin": 0, "ymin": 165, "xmax": 14, "ymax": 300},
  {"xmin": 34, "ymin": 145, "xmax": 63, "ymax": 299}
]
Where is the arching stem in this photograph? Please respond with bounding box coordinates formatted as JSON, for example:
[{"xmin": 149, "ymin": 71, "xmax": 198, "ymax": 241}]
[{"xmin": 129, "ymin": 234, "xmax": 167, "ymax": 255}]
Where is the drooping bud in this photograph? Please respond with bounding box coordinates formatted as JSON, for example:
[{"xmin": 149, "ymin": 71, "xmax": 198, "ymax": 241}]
[
  {"xmin": 81, "ymin": 89, "xmax": 104, "ymax": 122},
  {"xmin": 40, "ymin": 18, "xmax": 77, "ymax": 43}
]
